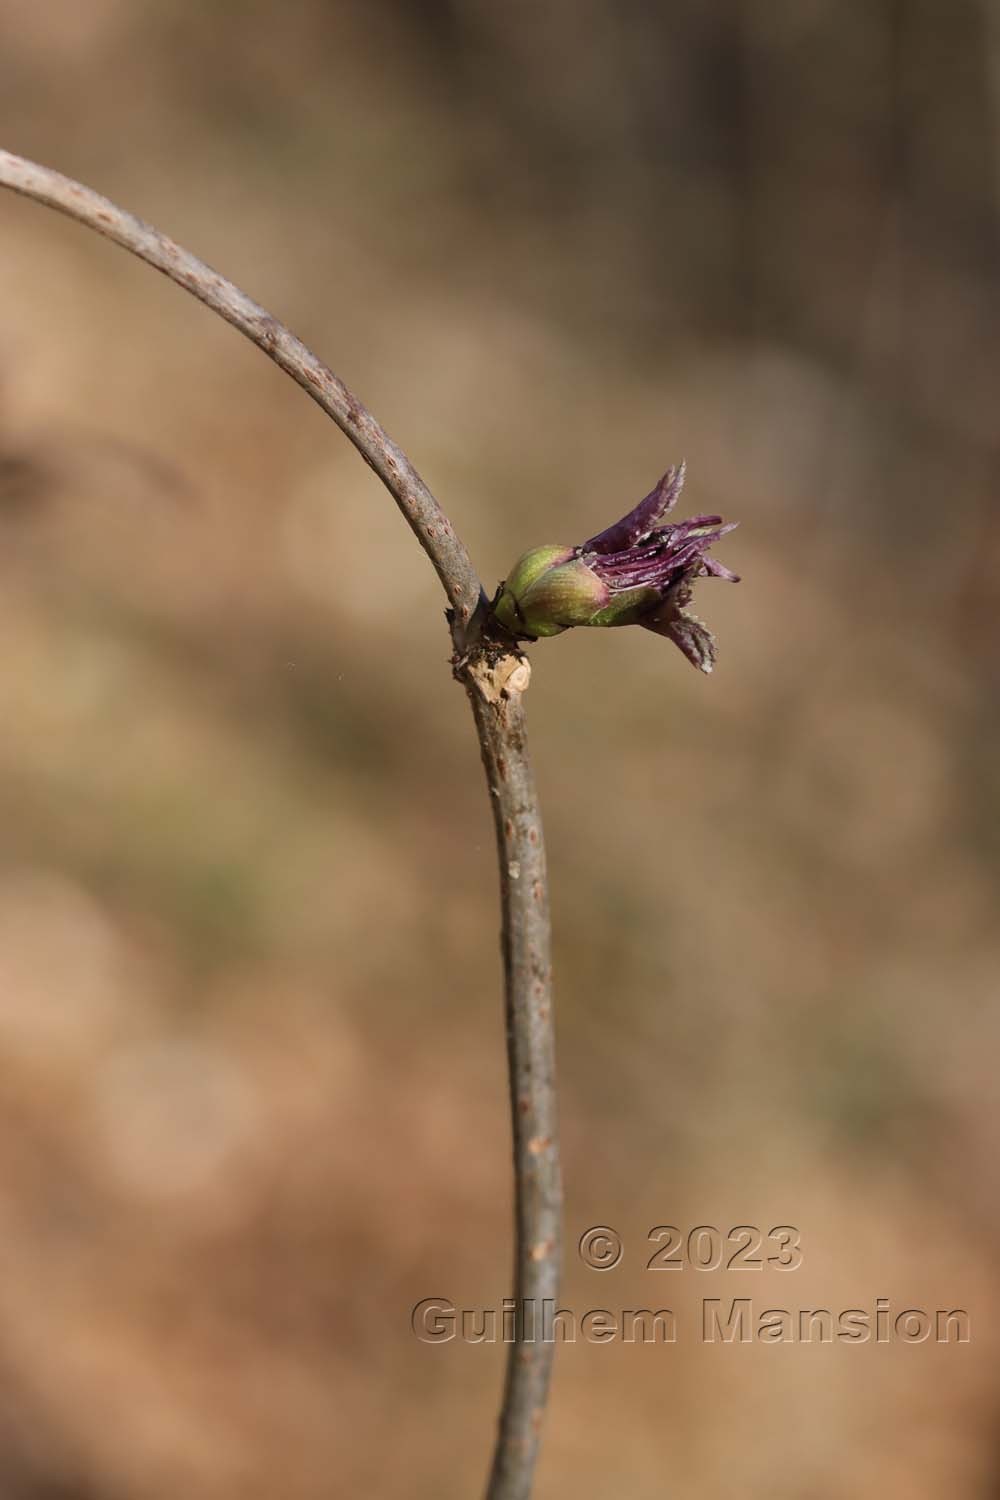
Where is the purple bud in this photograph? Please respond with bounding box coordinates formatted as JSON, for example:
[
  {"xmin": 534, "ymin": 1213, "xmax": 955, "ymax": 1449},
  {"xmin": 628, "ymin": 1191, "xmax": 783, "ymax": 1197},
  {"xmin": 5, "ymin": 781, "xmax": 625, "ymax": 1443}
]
[{"xmin": 492, "ymin": 463, "xmax": 738, "ymax": 671}]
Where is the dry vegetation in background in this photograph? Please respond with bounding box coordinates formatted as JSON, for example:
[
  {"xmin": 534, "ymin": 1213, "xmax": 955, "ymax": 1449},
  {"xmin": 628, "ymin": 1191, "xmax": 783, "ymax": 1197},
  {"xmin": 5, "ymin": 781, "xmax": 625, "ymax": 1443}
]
[{"xmin": 0, "ymin": 1, "xmax": 998, "ymax": 1496}]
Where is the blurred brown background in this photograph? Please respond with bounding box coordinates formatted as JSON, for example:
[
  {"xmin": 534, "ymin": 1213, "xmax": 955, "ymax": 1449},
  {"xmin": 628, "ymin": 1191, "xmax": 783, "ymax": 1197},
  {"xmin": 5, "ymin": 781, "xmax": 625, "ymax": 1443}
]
[{"xmin": 0, "ymin": 1, "xmax": 998, "ymax": 1495}]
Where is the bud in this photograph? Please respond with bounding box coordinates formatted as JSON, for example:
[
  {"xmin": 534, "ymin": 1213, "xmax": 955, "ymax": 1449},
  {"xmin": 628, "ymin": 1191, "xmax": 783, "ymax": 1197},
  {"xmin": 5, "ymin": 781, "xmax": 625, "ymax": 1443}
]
[
  {"xmin": 493, "ymin": 547, "xmax": 607, "ymax": 637},
  {"xmin": 491, "ymin": 463, "xmax": 739, "ymax": 672}
]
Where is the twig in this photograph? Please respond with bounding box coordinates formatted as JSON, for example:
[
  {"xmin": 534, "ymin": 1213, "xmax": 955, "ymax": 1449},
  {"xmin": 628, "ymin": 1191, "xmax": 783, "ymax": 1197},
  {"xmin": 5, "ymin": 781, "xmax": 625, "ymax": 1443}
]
[
  {"xmin": 460, "ymin": 650, "xmax": 561, "ymax": 1500},
  {"xmin": 0, "ymin": 148, "xmax": 561, "ymax": 1500},
  {"xmin": 0, "ymin": 149, "xmax": 482, "ymax": 631}
]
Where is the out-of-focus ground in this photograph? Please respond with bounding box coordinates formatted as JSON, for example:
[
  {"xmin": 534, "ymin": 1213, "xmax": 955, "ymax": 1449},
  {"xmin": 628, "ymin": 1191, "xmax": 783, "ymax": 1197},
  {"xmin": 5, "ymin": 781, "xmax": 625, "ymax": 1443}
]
[{"xmin": 0, "ymin": 2, "xmax": 998, "ymax": 1495}]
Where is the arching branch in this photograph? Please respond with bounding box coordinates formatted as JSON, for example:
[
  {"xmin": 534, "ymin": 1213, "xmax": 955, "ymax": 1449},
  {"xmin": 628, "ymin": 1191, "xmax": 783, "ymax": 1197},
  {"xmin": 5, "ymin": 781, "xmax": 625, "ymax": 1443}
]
[
  {"xmin": 0, "ymin": 148, "xmax": 484, "ymax": 631},
  {"xmin": 0, "ymin": 148, "xmax": 561, "ymax": 1500}
]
